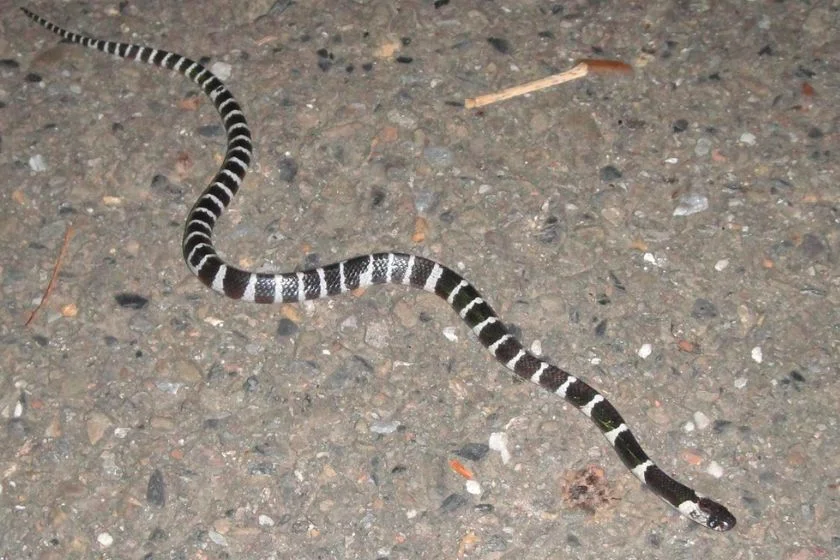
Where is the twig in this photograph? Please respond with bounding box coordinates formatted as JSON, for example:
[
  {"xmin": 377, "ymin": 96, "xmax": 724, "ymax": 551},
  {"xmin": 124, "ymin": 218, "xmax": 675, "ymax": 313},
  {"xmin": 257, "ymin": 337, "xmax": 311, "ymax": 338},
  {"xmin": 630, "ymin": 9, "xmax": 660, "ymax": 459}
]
[
  {"xmin": 25, "ymin": 224, "xmax": 75, "ymax": 327},
  {"xmin": 464, "ymin": 59, "xmax": 633, "ymax": 109}
]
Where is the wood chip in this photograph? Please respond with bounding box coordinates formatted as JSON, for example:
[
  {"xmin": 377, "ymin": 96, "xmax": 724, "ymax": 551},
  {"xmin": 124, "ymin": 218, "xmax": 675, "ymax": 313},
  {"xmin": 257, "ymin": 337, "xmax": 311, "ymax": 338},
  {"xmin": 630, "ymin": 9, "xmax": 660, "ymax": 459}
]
[
  {"xmin": 60, "ymin": 303, "xmax": 78, "ymax": 317},
  {"xmin": 677, "ymin": 339, "xmax": 701, "ymax": 354},
  {"xmin": 412, "ymin": 216, "xmax": 428, "ymax": 243},
  {"xmin": 449, "ymin": 459, "xmax": 474, "ymax": 480}
]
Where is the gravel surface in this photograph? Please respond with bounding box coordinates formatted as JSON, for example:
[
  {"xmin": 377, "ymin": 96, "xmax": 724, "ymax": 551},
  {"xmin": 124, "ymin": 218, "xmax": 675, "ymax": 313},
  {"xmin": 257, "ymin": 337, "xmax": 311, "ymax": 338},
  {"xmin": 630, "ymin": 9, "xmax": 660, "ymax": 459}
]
[{"xmin": 2, "ymin": 1, "xmax": 839, "ymax": 559}]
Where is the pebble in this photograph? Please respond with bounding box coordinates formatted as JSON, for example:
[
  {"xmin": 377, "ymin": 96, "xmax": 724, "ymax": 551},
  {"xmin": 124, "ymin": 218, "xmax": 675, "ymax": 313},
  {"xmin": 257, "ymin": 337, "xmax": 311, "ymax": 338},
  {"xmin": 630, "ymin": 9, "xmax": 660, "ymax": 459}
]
[
  {"xmin": 599, "ymin": 165, "xmax": 622, "ymax": 182},
  {"xmin": 423, "ymin": 146, "xmax": 454, "ymax": 168},
  {"xmin": 714, "ymin": 259, "xmax": 729, "ymax": 271},
  {"xmin": 734, "ymin": 377, "xmax": 748, "ymax": 389},
  {"xmin": 100, "ymin": 452, "xmax": 123, "ymax": 478},
  {"xmin": 370, "ymin": 420, "xmax": 401, "ymax": 434},
  {"xmin": 691, "ymin": 298, "xmax": 718, "ymax": 319},
  {"xmin": 673, "ymin": 193, "xmax": 709, "ymax": 216},
  {"xmin": 340, "ymin": 315, "xmax": 358, "ymax": 331},
  {"xmin": 442, "ymin": 326, "xmax": 458, "ymax": 342},
  {"xmin": 454, "ymin": 443, "xmax": 489, "ymax": 461},
  {"xmin": 86, "ymin": 412, "xmax": 112, "ymax": 445},
  {"xmin": 739, "ymin": 132, "xmax": 756, "ymax": 145},
  {"xmin": 637, "ymin": 343, "xmax": 652, "ymax": 359},
  {"xmin": 28, "ymin": 154, "xmax": 47, "ymax": 171},
  {"xmin": 258, "ymin": 514, "xmax": 275, "ymax": 527},
  {"xmin": 155, "ymin": 381, "xmax": 184, "ymax": 395},
  {"xmin": 706, "ymin": 461, "xmax": 724, "ymax": 478},
  {"xmin": 465, "ymin": 480, "xmax": 482, "ymax": 495},
  {"xmin": 277, "ymin": 156, "xmax": 298, "ymax": 182},
  {"xmin": 96, "ymin": 532, "xmax": 114, "ymax": 547},
  {"xmin": 694, "ymin": 137, "xmax": 712, "ymax": 156},
  {"xmin": 146, "ymin": 469, "xmax": 166, "ymax": 506},
  {"xmin": 276, "ymin": 318, "xmax": 299, "ymax": 337},
  {"xmin": 209, "ymin": 61, "xmax": 232, "ymax": 81},
  {"xmin": 208, "ymin": 530, "xmax": 228, "ymax": 546},
  {"xmin": 488, "ymin": 432, "xmax": 511, "ymax": 464},
  {"xmin": 693, "ymin": 411, "xmax": 711, "ymax": 430},
  {"xmin": 113, "ymin": 427, "xmax": 130, "ymax": 439},
  {"xmin": 440, "ymin": 493, "xmax": 468, "ymax": 513},
  {"xmin": 751, "ymin": 346, "xmax": 763, "ymax": 363}
]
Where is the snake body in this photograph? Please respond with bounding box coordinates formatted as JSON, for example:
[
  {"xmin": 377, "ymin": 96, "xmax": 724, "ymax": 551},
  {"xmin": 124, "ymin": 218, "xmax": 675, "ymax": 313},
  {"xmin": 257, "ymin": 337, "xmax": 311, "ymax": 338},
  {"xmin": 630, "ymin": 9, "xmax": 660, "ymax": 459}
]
[{"xmin": 23, "ymin": 8, "xmax": 735, "ymax": 531}]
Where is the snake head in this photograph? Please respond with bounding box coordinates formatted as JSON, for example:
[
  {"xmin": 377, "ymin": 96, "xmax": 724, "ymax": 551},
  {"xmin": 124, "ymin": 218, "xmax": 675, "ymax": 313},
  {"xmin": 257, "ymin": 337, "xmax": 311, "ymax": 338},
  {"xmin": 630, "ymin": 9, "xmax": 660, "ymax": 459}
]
[{"xmin": 697, "ymin": 497, "xmax": 736, "ymax": 532}]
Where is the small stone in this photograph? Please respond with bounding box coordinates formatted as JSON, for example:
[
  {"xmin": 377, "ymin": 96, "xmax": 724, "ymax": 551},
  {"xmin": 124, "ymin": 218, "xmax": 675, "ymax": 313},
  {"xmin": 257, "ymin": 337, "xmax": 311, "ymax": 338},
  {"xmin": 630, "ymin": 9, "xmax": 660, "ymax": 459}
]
[
  {"xmin": 114, "ymin": 293, "xmax": 148, "ymax": 309},
  {"xmin": 637, "ymin": 343, "xmax": 652, "ymax": 359},
  {"xmin": 673, "ymin": 193, "xmax": 709, "ymax": 216},
  {"xmin": 146, "ymin": 469, "xmax": 166, "ymax": 507},
  {"xmin": 486, "ymin": 37, "xmax": 511, "ymax": 54},
  {"xmin": 370, "ymin": 420, "xmax": 400, "ymax": 434},
  {"xmin": 276, "ymin": 318, "xmax": 299, "ymax": 337},
  {"xmin": 454, "ymin": 443, "xmax": 489, "ymax": 461},
  {"xmin": 691, "ymin": 298, "xmax": 718, "ymax": 319},
  {"xmin": 706, "ymin": 461, "xmax": 724, "ymax": 478},
  {"xmin": 739, "ymin": 132, "xmax": 756, "ymax": 145},
  {"xmin": 208, "ymin": 530, "xmax": 228, "ymax": 546},
  {"xmin": 599, "ymin": 165, "xmax": 622, "ymax": 182},
  {"xmin": 155, "ymin": 381, "xmax": 184, "ymax": 395},
  {"xmin": 339, "ymin": 315, "xmax": 358, "ymax": 331},
  {"xmin": 693, "ymin": 411, "xmax": 711, "ymax": 430},
  {"xmin": 243, "ymin": 375, "xmax": 259, "ymax": 392},
  {"xmin": 277, "ymin": 156, "xmax": 298, "ymax": 182},
  {"xmin": 442, "ymin": 326, "xmax": 458, "ymax": 342},
  {"xmin": 113, "ymin": 427, "xmax": 130, "ymax": 439},
  {"xmin": 465, "ymin": 480, "xmax": 482, "ymax": 495},
  {"xmin": 440, "ymin": 493, "xmax": 468, "ymax": 512},
  {"xmin": 672, "ymin": 119, "xmax": 689, "ymax": 133},
  {"xmin": 60, "ymin": 303, "xmax": 78, "ymax": 317},
  {"xmin": 488, "ymin": 432, "xmax": 510, "ymax": 464},
  {"xmin": 751, "ymin": 346, "xmax": 763, "ymax": 364},
  {"xmin": 681, "ymin": 449, "xmax": 703, "ymax": 466},
  {"xmin": 258, "ymin": 514, "xmax": 275, "ymax": 527},
  {"xmin": 86, "ymin": 412, "xmax": 112, "ymax": 445},
  {"xmin": 714, "ymin": 259, "xmax": 729, "ymax": 271},
  {"xmin": 734, "ymin": 377, "xmax": 748, "ymax": 389},
  {"xmin": 210, "ymin": 61, "xmax": 232, "ymax": 81},
  {"xmin": 97, "ymin": 532, "xmax": 114, "ymax": 547},
  {"xmin": 28, "ymin": 154, "xmax": 47, "ymax": 172},
  {"xmin": 45, "ymin": 414, "xmax": 62, "ymax": 438},
  {"xmin": 423, "ymin": 146, "xmax": 453, "ymax": 168},
  {"xmin": 694, "ymin": 137, "xmax": 712, "ymax": 156}
]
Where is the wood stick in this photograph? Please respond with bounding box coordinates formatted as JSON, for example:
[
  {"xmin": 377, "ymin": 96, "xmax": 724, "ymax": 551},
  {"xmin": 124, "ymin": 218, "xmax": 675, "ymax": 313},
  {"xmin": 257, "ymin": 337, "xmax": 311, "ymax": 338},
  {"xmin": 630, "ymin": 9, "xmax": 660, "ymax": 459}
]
[
  {"xmin": 464, "ymin": 59, "xmax": 632, "ymax": 109},
  {"xmin": 25, "ymin": 224, "xmax": 75, "ymax": 327}
]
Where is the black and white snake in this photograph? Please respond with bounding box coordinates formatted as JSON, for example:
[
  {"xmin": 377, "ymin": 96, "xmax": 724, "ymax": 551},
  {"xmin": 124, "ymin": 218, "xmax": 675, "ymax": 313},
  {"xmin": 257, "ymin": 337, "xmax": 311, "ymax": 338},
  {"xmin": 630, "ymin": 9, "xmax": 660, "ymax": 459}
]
[{"xmin": 23, "ymin": 8, "xmax": 736, "ymax": 532}]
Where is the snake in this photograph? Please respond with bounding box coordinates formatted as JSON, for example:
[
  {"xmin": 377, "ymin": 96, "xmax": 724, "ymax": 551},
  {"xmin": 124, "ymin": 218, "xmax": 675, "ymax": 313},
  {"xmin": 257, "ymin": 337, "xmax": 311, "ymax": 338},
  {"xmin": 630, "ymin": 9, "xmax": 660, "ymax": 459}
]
[{"xmin": 22, "ymin": 7, "xmax": 735, "ymax": 531}]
